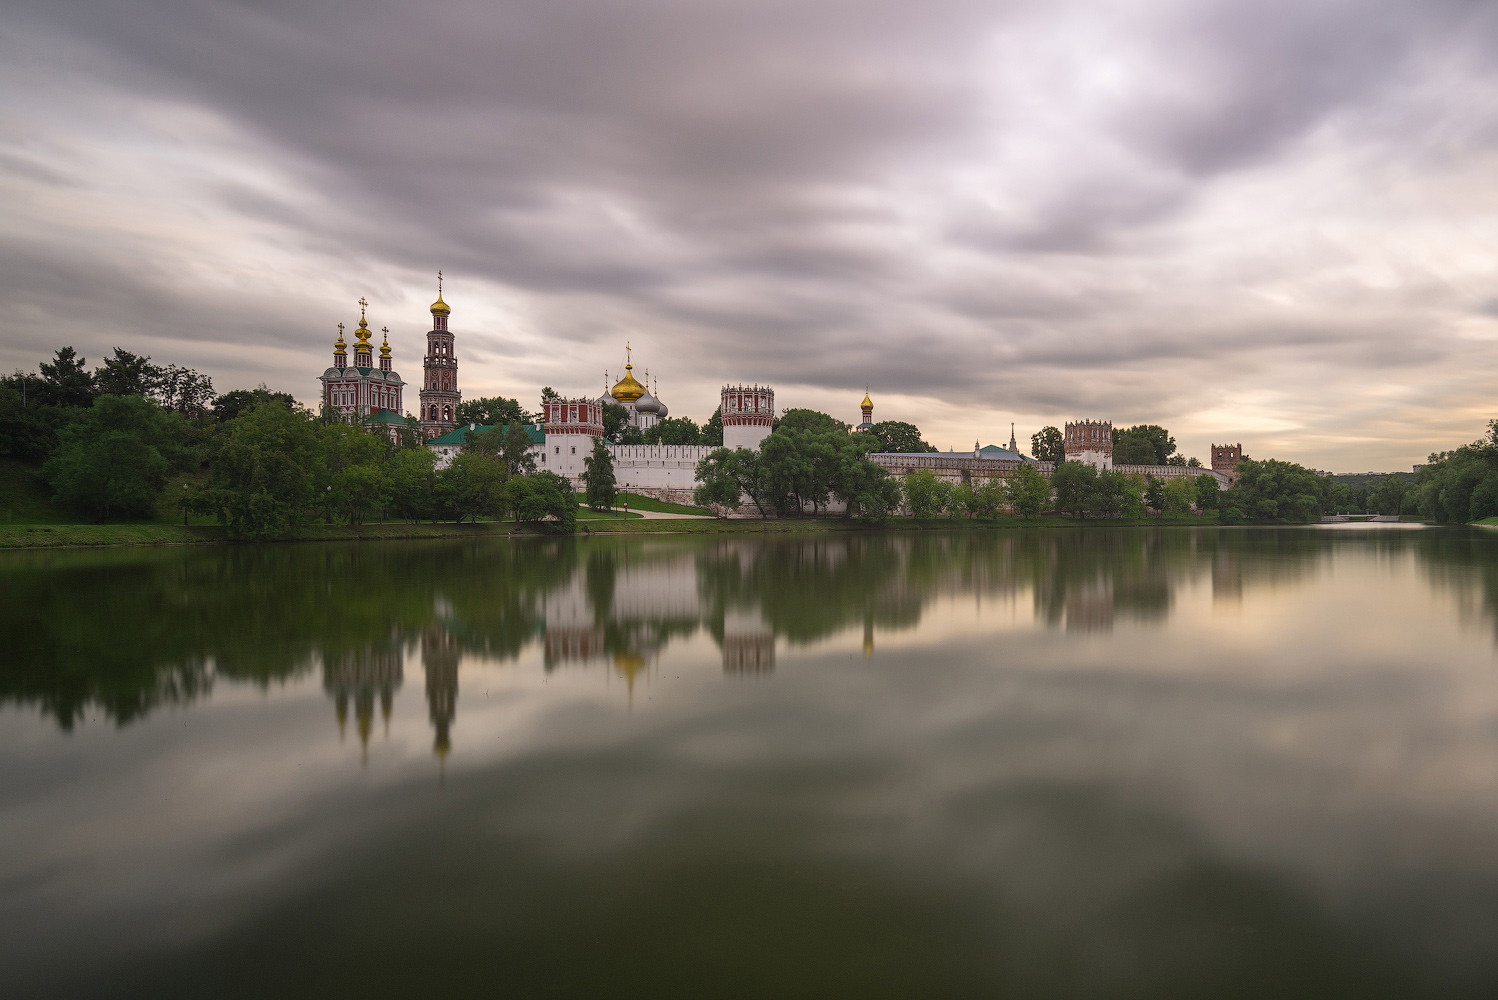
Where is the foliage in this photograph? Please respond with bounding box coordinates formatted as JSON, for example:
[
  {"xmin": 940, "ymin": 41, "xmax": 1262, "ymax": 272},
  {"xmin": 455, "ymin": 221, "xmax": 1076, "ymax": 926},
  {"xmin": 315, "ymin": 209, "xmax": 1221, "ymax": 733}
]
[
  {"xmin": 90, "ymin": 348, "xmax": 215, "ymax": 413},
  {"xmin": 1408, "ymin": 421, "xmax": 1498, "ymax": 523},
  {"xmin": 1144, "ymin": 477, "xmax": 1166, "ymax": 513},
  {"xmin": 1050, "ymin": 461, "xmax": 1097, "ymax": 517},
  {"xmin": 41, "ymin": 395, "xmax": 195, "ymax": 520},
  {"xmin": 701, "ymin": 407, "xmax": 724, "ymax": 447},
  {"xmin": 37, "ymin": 347, "xmax": 97, "ymax": 408},
  {"xmin": 1187, "ymin": 456, "xmax": 1203, "ymax": 468},
  {"xmin": 583, "ymin": 438, "xmax": 617, "ymax": 511},
  {"xmin": 458, "ymin": 396, "xmax": 531, "ymax": 426},
  {"xmin": 386, "ymin": 447, "xmax": 438, "ymax": 521},
  {"xmin": 1004, "ymin": 464, "xmax": 1051, "ymax": 518},
  {"xmin": 505, "ymin": 471, "xmax": 577, "ymax": 533},
  {"xmin": 440, "ymin": 451, "xmax": 507, "ymax": 523},
  {"xmin": 1162, "ymin": 476, "xmax": 1194, "ymax": 516},
  {"xmin": 902, "ymin": 468, "xmax": 943, "ymax": 518},
  {"xmin": 212, "ymin": 386, "xmax": 295, "ymax": 423},
  {"xmin": 1031, "ymin": 426, "xmax": 1065, "ymax": 464},
  {"xmin": 1220, "ymin": 459, "xmax": 1327, "ymax": 523},
  {"xmin": 1195, "ymin": 474, "xmax": 1221, "ymax": 510},
  {"xmin": 601, "ymin": 403, "xmax": 632, "ymax": 444},
  {"xmin": 695, "ymin": 447, "xmax": 771, "ymax": 516},
  {"xmin": 193, "ymin": 400, "xmax": 324, "ymax": 538},
  {"xmin": 540, "ymin": 387, "xmax": 561, "ymax": 404},
  {"xmin": 869, "ymin": 420, "xmax": 936, "ymax": 454},
  {"xmin": 1113, "ymin": 424, "xmax": 1176, "ymax": 466},
  {"xmin": 468, "ymin": 423, "xmax": 538, "ymax": 477},
  {"xmin": 0, "ymin": 377, "xmax": 72, "ymax": 462},
  {"xmin": 642, "ymin": 417, "xmax": 702, "ymax": 445},
  {"xmin": 777, "ymin": 409, "xmax": 849, "ymax": 434}
]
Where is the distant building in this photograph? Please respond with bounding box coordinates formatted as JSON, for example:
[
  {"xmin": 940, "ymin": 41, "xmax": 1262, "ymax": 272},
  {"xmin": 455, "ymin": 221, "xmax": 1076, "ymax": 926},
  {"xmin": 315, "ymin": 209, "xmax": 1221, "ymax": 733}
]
[
  {"xmin": 319, "ymin": 298, "xmax": 408, "ymax": 443},
  {"xmin": 1065, "ymin": 420, "xmax": 1113, "ymax": 470},
  {"xmin": 419, "ymin": 277, "xmax": 461, "ymax": 439},
  {"xmin": 1211, "ymin": 443, "xmax": 1242, "ymax": 473},
  {"xmin": 856, "ymin": 390, "xmax": 874, "ymax": 432}
]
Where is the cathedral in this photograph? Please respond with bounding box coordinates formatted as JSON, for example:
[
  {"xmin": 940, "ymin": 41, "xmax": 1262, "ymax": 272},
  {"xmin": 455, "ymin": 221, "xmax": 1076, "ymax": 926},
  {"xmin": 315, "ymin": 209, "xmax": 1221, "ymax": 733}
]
[{"xmin": 319, "ymin": 278, "xmax": 463, "ymax": 443}]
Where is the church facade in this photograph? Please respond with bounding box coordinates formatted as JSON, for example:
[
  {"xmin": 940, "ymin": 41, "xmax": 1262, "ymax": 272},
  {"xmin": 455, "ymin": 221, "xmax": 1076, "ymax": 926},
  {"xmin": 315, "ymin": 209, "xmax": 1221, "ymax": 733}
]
[{"xmin": 319, "ymin": 297, "xmax": 408, "ymax": 443}]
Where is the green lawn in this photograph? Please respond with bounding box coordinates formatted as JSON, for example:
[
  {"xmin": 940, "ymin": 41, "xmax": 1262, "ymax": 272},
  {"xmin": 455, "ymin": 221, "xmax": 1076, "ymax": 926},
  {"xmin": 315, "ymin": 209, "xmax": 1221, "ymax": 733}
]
[
  {"xmin": 614, "ymin": 493, "xmax": 714, "ymax": 516},
  {"xmin": 0, "ymin": 458, "xmax": 71, "ymax": 524}
]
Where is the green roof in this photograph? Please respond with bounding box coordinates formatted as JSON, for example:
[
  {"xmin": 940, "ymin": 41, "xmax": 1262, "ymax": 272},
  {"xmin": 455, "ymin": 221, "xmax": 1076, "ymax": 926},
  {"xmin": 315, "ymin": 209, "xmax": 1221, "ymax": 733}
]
[
  {"xmin": 363, "ymin": 409, "xmax": 411, "ymax": 427},
  {"xmin": 427, "ymin": 422, "xmax": 545, "ymax": 447}
]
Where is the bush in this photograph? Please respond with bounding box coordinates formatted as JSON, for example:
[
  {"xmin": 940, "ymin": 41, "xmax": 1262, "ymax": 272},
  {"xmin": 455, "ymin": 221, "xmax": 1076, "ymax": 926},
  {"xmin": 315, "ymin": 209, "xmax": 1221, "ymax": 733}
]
[{"xmin": 42, "ymin": 395, "xmax": 194, "ymax": 520}]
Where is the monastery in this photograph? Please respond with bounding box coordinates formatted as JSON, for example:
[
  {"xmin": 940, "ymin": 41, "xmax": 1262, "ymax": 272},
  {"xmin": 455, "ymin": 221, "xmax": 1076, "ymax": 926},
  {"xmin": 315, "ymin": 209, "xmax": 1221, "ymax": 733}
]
[{"xmin": 320, "ymin": 284, "xmax": 1236, "ymax": 499}]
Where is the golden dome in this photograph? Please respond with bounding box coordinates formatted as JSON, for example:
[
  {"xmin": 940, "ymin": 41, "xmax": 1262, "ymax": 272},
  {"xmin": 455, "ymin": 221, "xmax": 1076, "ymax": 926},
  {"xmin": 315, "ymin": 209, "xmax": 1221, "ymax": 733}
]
[
  {"xmin": 861, "ymin": 392, "xmax": 873, "ymax": 410},
  {"xmin": 429, "ymin": 293, "xmax": 450, "ymax": 316},
  {"xmin": 380, "ymin": 327, "xmax": 392, "ymax": 358},
  {"xmin": 353, "ymin": 315, "xmax": 373, "ymax": 349},
  {"xmin": 611, "ymin": 364, "xmax": 646, "ymax": 403},
  {"xmin": 335, "ymin": 323, "xmax": 347, "ymax": 351}
]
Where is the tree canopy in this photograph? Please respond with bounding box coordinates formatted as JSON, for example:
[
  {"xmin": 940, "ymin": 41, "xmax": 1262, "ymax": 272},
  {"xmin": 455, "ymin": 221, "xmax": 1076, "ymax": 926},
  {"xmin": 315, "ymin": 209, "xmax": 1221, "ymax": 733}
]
[
  {"xmin": 458, "ymin": 396, "xmax": 531, "ymax": 426},
  {"xmin": 868, "ymin": 420, "xmax": 935, "ymax": 454},
  {"xmin": 1031, "ymin": 426, "xmax": 1064, "ymax": 463},
  {"xmin": 1112, "ymin": 424, "xmax": 1176, "ymax": 466}
]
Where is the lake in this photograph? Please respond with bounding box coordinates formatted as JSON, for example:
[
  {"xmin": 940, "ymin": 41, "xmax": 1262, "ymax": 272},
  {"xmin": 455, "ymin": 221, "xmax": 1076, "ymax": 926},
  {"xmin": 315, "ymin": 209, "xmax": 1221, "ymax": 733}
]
[{"xmin": 4, "ymin": 525, "xmax": 1498, "ymax": 997}]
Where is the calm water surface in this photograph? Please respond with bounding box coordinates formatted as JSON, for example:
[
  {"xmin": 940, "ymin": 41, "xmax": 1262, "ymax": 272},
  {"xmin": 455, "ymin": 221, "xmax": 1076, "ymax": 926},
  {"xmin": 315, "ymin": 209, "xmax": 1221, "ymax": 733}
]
[{"xmin": 5, "ymin": 526, "xmax": 1498, "ymax": 997}]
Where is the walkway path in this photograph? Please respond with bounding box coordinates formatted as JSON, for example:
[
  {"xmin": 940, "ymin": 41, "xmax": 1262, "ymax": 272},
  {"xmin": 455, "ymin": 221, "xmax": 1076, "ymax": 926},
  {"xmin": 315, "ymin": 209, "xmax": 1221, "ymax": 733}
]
[{"xmin": 580, "ymin": 504, "xmax": 713, "ymax": 520}]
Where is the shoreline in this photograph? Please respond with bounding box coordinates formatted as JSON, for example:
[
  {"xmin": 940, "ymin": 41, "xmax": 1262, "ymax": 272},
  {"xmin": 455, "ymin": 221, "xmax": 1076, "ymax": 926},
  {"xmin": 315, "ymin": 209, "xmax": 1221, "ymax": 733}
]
[{"xmin": 0, "ymin": 514, "xmax": 1301, "ymax": 550}]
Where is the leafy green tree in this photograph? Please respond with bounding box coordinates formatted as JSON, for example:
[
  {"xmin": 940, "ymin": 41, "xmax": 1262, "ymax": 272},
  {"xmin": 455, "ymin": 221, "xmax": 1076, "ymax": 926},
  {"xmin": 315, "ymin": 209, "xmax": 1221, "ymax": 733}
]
[
  {"xmin": 932, "ymin": 478, "xmax": 958, "ymax": 517},
  {"xmin": 1031, "ymin": 426, "xmax": 1064, "ymax": 463},
  {"xmin": 902, "ymin": 468, "xmax": 942, "ymax": 518},
  {"xmin": 93, "ymin": 348, "xmax": 158, "ymax": 397},
  {"xmin": 1004, "ymin": 464, "xmax": 1051, "ymax": 518},
  {"xmin": 212, "ymin": 386, "xmax": 295, "ymax": 423},
  {"xmin": 540, "ymin": 387, "xmax": 561, "ymax": 404},
  {"xmin": 42, "ymin": 395, "xmax": 193, "ymax": 519},
  {"xmin": 1221, "ymin": 459, "xmax": 1327, "ymax": 522},
  {"xmin": 778, "ymin": 409, "xmax": 849, "ymax": 434},
  {"xmin": 458, "ymin": 396, "xmax": 531, "ymax": 426},
  {"xmin": 38, "ymin": 347, "xmax": 96, "ymax": 408},
  {"xmin": 440, "ymin": 451, "xmax": 507, "ymax": 523},
  {"xmin": 760, "ymin": 427, "xmax": 829, "ymax": 514},
  {"xmin": 1113, "ymin": 425, "xmax": 1176, "ymax": 465},
  {"xmin": 582, "ymin": 438, "xmax": 617, "ymax": 511},
  {"xmin": 870, "ymin": 420, "xmax": 936, "ymax": 454},
  {"xmin": 1144, "ymin": 477, "xmax": 1166, "ymax": 513},
  {"xmin": 601, "ymin": 403, "xmax": 632, "ymax": 444},
  {"xmin": 194, "ymin": 400, "xmax": 322, "ymax": 538},
  {"xmin": 1050, "ymin": 461, "xmax": 1097, "ymax": 517},
  {"xmin": 694, "ymin": 447, "xmax": 771, "ymax": 516},
  {"xmin": 387, "ymin": 447, "xmax": 437, "ymax": 521},
  {"xmin": 1194, "ymin": 474, "xmax": 1221, "ymax": 510},
  {"xmin": 1089, "ymin": 469, "xmax": 1137, "ymax": 518},
  {"xmin": 152, "ymin": 364, "xmax": 216, "ymax": 414},
  {"xmin": 642, "ymin": 417, "xmax": 701, "ymax": 445},
  {"xmin": 701, "ymin": 407, "xmax": 724, "ymax": 447},
  {"xmin": 330, "ymin": 462, "xmax": 390, "ymax": 524},
  {"xmin": 1186, "ymin": 456, "xmax": 1203, "ymax": 468},
  {"xmin": 1163, "ymin": 476, "xmax": 1194, "ymax": 515},
  {"xmin": 506, "ymin": 471, "xmax": 577, "ymax": 533},
  {"xmin": 0, "ymin": 375, "xmax": 70, "ymax": 462},
  {"xmin": 855, "ymin": 475, "xmax": 904, "ymax": 524}
]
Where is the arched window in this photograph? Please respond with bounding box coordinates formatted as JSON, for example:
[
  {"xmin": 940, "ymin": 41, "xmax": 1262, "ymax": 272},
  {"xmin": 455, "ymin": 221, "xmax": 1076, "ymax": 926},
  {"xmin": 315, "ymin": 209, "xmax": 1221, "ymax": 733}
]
[{"xmin": 443, "ymin": 405, "xmax": 451, "ymax": 421}]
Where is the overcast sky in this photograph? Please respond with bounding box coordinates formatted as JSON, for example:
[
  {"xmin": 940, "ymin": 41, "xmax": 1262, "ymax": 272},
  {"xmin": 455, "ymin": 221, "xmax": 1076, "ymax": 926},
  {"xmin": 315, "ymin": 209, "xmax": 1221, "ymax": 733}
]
[{"xmin": 4, "ymin": 0, "xmax": 1497, "ymax": 469}]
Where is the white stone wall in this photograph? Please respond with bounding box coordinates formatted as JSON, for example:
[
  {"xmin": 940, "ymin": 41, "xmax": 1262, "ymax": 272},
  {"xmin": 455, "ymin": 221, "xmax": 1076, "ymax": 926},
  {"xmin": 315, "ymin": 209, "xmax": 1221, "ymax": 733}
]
[
  {"xmin": 608, "ymin": 444, "xmax": 715, "ymax": 491},
  {"xmin": 724, "ymin": 422, "xmax": 771, "ymax": 452},
  {"xmin": 1072, "ymin": 449, "xmax": 1112, "ymax": 470}
]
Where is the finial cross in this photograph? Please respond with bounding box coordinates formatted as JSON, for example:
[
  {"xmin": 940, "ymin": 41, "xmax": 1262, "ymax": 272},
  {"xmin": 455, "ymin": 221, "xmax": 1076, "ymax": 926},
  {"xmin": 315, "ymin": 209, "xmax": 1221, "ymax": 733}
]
[
  {"xmin": 437, "ymin": 270, "xmax": 443, "ymax": 296},
  {"xmin": 358, "ymin": 296, "xmax": 368, "ymax": 320},
  {"xmin": 626, "ymin": 341, "xmax": 632, "ymax": 366}
]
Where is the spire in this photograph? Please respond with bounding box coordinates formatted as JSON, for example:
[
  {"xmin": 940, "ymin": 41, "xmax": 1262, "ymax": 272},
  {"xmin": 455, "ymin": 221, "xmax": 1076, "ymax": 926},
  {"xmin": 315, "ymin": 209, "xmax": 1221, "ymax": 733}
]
[
  {"xmin": 1009, "ymin": 422, "xmax": 1017, "ymax": 453},
  {"xmin": 334, "ymin": 322, "xmax": 347, "ymax": 366}
]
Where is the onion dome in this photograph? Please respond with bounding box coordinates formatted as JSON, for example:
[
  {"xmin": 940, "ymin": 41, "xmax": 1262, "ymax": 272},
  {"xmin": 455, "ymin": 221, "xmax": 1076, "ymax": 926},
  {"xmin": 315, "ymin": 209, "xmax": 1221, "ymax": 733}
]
[
  {"xmin": 861, "ymin": 391, "xmax": 873, "ymax": 410},
  {"xmin": 335, "ymin": 323, "xmax": 347, "ymax": 352},
  {"xmin": 656, "ymin": 396, "xmax": 669, "ymax": 419},
  {"xmin": 380, "ymin": 327, "xmax": 392, "ymax": 358},
  {"xmin": 635, "ymin": 390, "xmax": 660, "ymax": 415},
  {"xmin": 430, "ymin": 292, "xmax": 450, "ymax": 316},
  {"xmin": 354, "ymin": 316, "xmax": 374, "ymax": 350},
  {"xmin": 611, "ymin": 363, "xmax": 646, "ymax": 403}
]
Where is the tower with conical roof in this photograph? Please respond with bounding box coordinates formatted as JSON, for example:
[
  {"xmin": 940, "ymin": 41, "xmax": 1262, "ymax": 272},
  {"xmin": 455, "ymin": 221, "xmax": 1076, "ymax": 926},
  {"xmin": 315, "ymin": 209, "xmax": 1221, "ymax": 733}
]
[
  {"xmin": 419, "ymin": 272, "xmax": 461, "ymax": 440},
  {"xmin": 856, "ymin": 389, "xmax": 874, "ymax": 432}
]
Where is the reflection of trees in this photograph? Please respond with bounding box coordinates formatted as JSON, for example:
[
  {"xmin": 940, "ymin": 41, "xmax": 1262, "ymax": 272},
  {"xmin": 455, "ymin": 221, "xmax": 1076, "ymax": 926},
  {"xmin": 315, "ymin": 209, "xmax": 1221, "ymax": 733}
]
[
  {"xmin": 1415, "ymin": 527, "xmax": 1498, "ymax": 642},
  {"xmin": 6, "ymin": 527, "xmax": 1442, "ymax": 733}
]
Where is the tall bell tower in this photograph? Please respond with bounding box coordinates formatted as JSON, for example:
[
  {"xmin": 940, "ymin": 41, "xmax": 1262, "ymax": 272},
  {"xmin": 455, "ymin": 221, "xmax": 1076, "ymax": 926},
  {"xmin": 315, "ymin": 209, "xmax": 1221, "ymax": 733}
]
[{"xmin": 419, "ymin": 272, "xmax": 460, "ymax": 439}]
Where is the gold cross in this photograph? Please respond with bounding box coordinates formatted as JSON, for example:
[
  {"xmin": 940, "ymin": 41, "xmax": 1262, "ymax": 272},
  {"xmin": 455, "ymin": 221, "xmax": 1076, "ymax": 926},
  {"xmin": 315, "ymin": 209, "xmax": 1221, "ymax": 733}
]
[
  {"xmin": 358, "ymin": 296, "xmax": 368, "ymax": 319},
  {"xmin": 437, "ymin": 270, "xmax": 443, "ymax": 295}
]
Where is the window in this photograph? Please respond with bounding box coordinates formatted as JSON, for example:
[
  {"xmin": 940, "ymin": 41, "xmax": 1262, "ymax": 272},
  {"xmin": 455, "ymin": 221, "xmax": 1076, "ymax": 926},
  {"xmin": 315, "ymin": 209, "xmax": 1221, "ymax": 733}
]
[{"xmin": 554, "ymin": 446, "xmax": 559, "ymax": 454}]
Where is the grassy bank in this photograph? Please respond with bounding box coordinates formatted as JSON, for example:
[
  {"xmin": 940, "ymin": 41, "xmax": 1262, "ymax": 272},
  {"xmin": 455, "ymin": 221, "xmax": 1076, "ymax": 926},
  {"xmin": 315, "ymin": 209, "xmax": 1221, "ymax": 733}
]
[{"xmin": 614, "ymin": 493, "xmax": 714, "ymax": 516}]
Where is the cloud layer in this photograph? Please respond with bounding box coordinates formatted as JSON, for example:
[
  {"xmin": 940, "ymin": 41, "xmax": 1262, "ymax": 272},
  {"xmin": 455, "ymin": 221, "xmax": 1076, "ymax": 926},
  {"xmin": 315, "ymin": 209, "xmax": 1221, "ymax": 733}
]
[{"xmin": 4, "ymin": 0, "xmax": 1498, "ymax": 467}]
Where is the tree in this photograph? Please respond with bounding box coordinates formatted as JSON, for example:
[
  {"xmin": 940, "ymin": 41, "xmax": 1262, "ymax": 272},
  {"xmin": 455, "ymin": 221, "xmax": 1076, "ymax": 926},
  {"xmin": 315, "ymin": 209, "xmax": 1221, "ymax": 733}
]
[
  {"xmin": 506, "ymin": 471, "xmax": 577, "ymax": 533},
  {"xmin": 1163, "ymin": 476, "xmax": 1194, "ymax": 516},
  {"xmin": 1113, "ymin": 425, "xmax": 1176, "ymax": 466},
  {"xmin": 582, "ymin": 438, "xmax": 617, "ymax": 511},
  {"xmin": 642, "ymin": 417, "xmax": 701, "ymax": 445},
  {"xmin": 1194, "ymin": 474, "xmax": 1221, "ymax": 511},
  {"xmin": 1003, "ymin": 464, "xmax": 1051, "ymax": 518},
  {"xmin": 902, "ymin": 468, "xmax": 942, "ymax": 518},
  {"xmin": 1187, "ymin": 456, "xmax": 1203, "ymax": 468},
  {"xmin": 93, "ymin": 348, "xmax": 158, "ymax": 398},
  {"xmin": 387, "ymin": 446, "xmax": 437, "ymax": 521},
  {"xmin": 212, "ymin": 386, "xmax": 295, "ymax": 423},
  {"xmin": 540, "ymin": 387, "xmax": 561, "ymax": 404},
  {"xmin": 694, "ymin": 447, "xmax": 771, "ymax": 517},
  {"xmin": 193, "ymin": 400, "xmax": 323, "ymax": 538},
  {"xmin": 457, "ymin": 396, "xmax": 530, "ymax": 426},
  {"xmin": 1144, "ymin": 477, "xmax": 1166, "ymax": 513},
  {"xmin": 1220, "ymin": 459, "xmax": 1327, "ymax": 522},
  {"xmin": 601, "ymin": 403, "xmax": 632, "ymax": 444},
  {"xmin": 467, "ymin": 422, "xmax": 538, "ymax": 477},
  {"xmin": 1090, "ymin": 469, "xmax": 1137, "ymax": 518},
  {"xmin": 869, "ymin": 421, "xmax": 935, "ymax": 454},
  {"xmin": 441, "ymin": 451, "xmax": 507, "ymax": 523},
  {"xmin": 42, "ymin": 395, "xmax": 193, "ymax": 519},
  {"xmin": 701, "ymin": 407, "xmax": 724, "ymax": 447},
  {"xmin": 330, "ymin": 462, "xmax": 390, "ymax": 525},
  {"xmin": 153, "ymin": 365, "xmax": 216, "ymax": 415},
  {"xmin": 1031, "ymin": 426, "xmax": 1064, "ymax": 463},
  {"xmin": 778, "ymin": 409, "xmax": 849, "ymax": 434},
  {"xmin": 1050, "ymin": 461, "xmax": 1097, "ymax": 517},
  {"xmin": 37, "ymin": 347, "xmax": 96, "ymax": 408},
  {"xmin": 932, "ymin": 478, "xmax": 958, "ymax": 517}
]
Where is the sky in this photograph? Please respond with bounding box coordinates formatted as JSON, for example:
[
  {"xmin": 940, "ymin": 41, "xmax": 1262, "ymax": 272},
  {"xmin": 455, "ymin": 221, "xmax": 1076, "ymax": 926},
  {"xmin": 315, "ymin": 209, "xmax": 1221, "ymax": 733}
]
[{"xmin": 3, "ymin": 0, "xmax": 1497, "ymax": 471}]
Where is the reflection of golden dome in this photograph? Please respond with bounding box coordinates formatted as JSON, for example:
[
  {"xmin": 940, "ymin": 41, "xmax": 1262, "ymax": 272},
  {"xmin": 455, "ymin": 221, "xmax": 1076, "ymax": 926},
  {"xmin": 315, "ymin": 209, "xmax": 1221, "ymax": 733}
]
[{"xmin": 611, "ymin": 364, "xmax": 646, "ymax": 403}]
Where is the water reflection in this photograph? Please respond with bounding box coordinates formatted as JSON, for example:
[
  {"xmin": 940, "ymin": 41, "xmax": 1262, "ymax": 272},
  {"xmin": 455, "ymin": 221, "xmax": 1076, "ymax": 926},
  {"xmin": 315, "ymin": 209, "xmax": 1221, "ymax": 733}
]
[
  {"xmin": 5, "ymin": 526, "xmax": 1493, "ymax": 745},
  {"xmin": 7, "ymin": 525, "xmax": 1498, "ymax": 996}
]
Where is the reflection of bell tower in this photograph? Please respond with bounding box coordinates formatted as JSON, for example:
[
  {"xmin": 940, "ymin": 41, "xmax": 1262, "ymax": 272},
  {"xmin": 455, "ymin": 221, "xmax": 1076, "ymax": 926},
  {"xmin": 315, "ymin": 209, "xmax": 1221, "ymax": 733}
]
[
  {"xmin": 423, "ymin": 627, "xmax": 459, "ymax": 760},
  {"xmin": 322, "ymin": 647, "xmax": 403, "ymax": 761},
  {"xmin": 862, "ymin": 619, "xmax": 874, "ymax": 660}
]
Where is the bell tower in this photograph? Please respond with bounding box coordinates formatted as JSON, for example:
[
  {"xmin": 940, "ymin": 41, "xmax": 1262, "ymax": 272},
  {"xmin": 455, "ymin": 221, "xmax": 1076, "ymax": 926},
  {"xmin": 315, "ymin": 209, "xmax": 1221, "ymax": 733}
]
[{"xmin": 419, "ymin": 271, "xmax": 460, "ymax": 439}]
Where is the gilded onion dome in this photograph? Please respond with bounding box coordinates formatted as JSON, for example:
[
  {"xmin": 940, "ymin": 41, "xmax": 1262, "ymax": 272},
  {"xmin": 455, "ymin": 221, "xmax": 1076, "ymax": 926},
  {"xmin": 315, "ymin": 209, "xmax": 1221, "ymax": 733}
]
[
  {"xmin": 861, "ymin": 391, "xmax": 873, "ymax": 410},
  {"xmin": 380, "ymin": 327, "xmax": 392, "ymax": 358},
  {"xmin": 335, "ymin": 323, "xmax": 347, "ymax": 352},
  {"xmin": 430, "ymin": 292, "xmax": 450, "ymax": 316},
  {"xmin": 354, "ymin": 316, "xmax": 373, "ymax": 349},
  {"xmin": 611, "ymin": 363, "xmax": 646, "ymax": 403}
]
